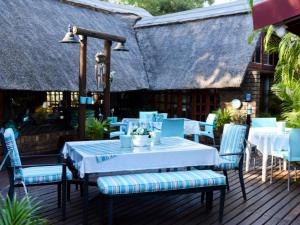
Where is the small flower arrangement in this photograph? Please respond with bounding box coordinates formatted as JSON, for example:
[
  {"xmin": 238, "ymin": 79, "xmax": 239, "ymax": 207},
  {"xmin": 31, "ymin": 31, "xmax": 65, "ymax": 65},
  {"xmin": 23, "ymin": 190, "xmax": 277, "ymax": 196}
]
[{"xmin": 131, "ymin": 127, "xmax": 150, "ymax": 136}]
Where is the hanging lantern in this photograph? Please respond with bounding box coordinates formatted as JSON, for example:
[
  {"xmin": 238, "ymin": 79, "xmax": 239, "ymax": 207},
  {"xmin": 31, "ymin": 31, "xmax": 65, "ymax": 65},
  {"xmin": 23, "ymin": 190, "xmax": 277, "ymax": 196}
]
[{"xmin": 95, "ymin": 52, "xmax": 105, "ymax": 89}]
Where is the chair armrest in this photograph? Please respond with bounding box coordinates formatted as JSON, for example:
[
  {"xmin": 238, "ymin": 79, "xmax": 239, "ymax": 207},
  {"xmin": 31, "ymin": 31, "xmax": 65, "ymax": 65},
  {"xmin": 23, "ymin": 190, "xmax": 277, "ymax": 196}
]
[
  {"xmin": 199, "ymin": 122, "xmax": 214, "ymax": 126},
  {"xmin": 219, "ymin": 152, "xmax": 243, "ymax": 156}
]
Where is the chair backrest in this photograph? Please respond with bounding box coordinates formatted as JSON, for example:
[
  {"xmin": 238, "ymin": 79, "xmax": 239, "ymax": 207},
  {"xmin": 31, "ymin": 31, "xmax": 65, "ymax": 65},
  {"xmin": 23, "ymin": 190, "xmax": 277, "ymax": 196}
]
[
  {"xmin": 0, "ymin": 128, "xmax": 9, "ymax": 170},
  {"xmin": 161, "ymin": 119, "xmax": 184, "ymax": 138},
  {"xmin": 220, "ymin": 124, "xmax": 247, "ymax": 165},
  {"xmin": 251, "ymin": 117, "xmax": 277, "ymax": 128},
  {"xmin": 156, "ymin": 113, "xmax": 168, "ymax": 122},
  {"xmin": 2, "ymin": 128, "xmax": 22, "ymax": 168},
  {"xmin": 107, "ymin": 116, "xmax": 118, "ymax": 123},
  {"xmin": 205, "ymin": 113, "xmax": 216, "ymax": 134},
  {"xmin": 139, "ymin": 111, "xmax": 158, "ymax": 123},
  {"xmin": 289, "ymin": 128, "xmax": 300, "ymax": 161}
]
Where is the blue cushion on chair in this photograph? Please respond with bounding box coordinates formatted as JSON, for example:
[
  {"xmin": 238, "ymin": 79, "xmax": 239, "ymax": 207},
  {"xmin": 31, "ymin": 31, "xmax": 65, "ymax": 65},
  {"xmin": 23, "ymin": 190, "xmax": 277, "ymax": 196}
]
[
  {"xmin": 97, "ymin": 170, "xmax": 226, "ymax": 195},
  {"xmin": 217, "ymin": 157, "xmax": 238, "ymax": 170},
  {"xmin": 15, "ymin": 166, "xmax": 73, "ymax": 185},
  {"xmin": 4, "ymin": 128, "xmax": 23, "ymax": 177},
  {"xmin": 217, "ymin": 124, "xmax": 247, "ymax": 169}
]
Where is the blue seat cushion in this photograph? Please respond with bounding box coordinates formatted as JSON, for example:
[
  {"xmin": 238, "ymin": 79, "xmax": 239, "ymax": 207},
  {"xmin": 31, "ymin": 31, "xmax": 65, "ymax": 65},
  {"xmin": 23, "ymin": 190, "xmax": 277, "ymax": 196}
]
[
  {"xmin": 216, "ymin": 157, "xmax": 238, "ymax": 170},
  {"xmin": 97, "ymin": 170, "xmax": 226, "ymax": 195},
  {"xmin": 110, "ymin": 131, "xmax": 126, "ymax": 139},
  {"xmin": 15, "ymin": 166, "xmax": 73, "ymax": 185}
]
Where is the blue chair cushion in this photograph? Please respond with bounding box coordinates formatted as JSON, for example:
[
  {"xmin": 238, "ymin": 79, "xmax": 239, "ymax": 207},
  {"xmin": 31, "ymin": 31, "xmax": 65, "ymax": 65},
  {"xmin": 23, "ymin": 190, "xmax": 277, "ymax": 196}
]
[
  {"xmin": 4, "ymin": 128, "xmax": 23, "ymax": 177},
  {"xmin": 97, "ymin": 170, "xmax": 226, "ymax": 195},
  {"xmin": 15, "ymin": 166, "xmax": 73, "ymax": 185},
  {"xmin": 216, "ymin": 157, "xmax": 238, "ymax": 170},
  {"xmin": 219, "ymin": 124, "xmax": 247, "ymax": 165}
]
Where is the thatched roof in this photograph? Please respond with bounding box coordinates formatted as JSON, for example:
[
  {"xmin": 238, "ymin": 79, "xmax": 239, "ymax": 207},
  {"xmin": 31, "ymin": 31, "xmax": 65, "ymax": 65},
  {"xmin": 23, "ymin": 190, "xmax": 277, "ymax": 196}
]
[
  {"xmin": 0, "ymin": 0, "xmax": 257, "ymax": 92},
  {"xmin": 135, "ymin": 1, "xmax": 257, "ymax": 90},
  {"xmin": 0, "ymin": 0, "xmax": 148, "ymax": 92}
]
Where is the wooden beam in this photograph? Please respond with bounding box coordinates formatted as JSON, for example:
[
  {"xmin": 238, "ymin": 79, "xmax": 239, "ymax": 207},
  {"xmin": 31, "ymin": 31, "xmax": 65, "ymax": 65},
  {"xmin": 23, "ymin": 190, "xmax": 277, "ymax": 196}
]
[
  {"xmin": 78, "ymin": 36, "xmax": 87, "ymax": 140},
  {"xmin": 103, "ymin": 40, "xmax": 112, "ymax": 118},
  {"xmin": 73, "ymin": 26, "xmax": 126, "ymax": 43}
]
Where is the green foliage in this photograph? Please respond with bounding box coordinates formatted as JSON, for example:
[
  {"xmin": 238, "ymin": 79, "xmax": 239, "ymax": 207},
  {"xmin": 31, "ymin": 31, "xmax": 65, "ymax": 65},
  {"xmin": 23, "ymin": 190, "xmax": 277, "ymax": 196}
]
[
  {"xmin": 116, "ymin": 0, "xmax": 214, "ymax": 16},
  {"xmin": 264, "ymin": 26, "xmax": 300, "ymax": 128},
  {"xmin": 0, "ymin": 195, "xmax": 47, "ymax": 225},
  {"xmin": 214, "ymin": 108, "xmax": 231, "ymax": 130},
  {"xmin": 85, "ymin": 118, "xmax": 109, "ymax": 140},
  {"xmin": 230, "ymin": 109, "xmax": 246, "ymax": 125},
  {"xmin": 248, "ymin": 0, "xmax": 253, "ymax": 11}
]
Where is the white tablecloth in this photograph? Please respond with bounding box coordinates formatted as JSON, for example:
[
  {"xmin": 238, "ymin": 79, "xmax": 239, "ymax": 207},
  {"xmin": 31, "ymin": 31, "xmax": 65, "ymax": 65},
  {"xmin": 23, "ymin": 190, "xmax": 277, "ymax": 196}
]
[
  {"xmin": 248, "ymin": 128, "xmax": 289, "ymax": 154},
  {"xmin": 247, "ymin": 127, "xmax": 289, "ymax": 182},
  {"xmin": 62, "ymin": 137, "xmax": 219, "ymax": 178},
  {"xmin": 121, "ymin": 118, "xmax": 200, "ymax": 135}
]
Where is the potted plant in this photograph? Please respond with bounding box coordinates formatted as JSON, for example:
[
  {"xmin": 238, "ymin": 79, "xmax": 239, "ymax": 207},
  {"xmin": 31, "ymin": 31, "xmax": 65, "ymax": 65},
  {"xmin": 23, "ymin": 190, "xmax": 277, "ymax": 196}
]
[
  {"xmin": 85, "ymin": 118, "xmax": 109, "ymax": 140},
  {"xmin": 131, "ymin": 127, "xmax": 151, "ymax": 147}
]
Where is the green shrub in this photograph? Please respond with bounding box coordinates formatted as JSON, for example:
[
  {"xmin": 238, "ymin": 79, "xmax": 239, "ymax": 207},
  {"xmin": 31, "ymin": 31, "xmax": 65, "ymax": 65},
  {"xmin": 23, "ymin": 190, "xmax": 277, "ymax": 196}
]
[
  {"xmin": 0, "ymin": 195, "xmax": 47, "ymax": 225},
  {"xmin": 214, "ymin": 108, "xmax": 232, "ymax": 130},
  {"xmin": 85, "ymin": 118, "xmax": 109, "ymax": 140}
]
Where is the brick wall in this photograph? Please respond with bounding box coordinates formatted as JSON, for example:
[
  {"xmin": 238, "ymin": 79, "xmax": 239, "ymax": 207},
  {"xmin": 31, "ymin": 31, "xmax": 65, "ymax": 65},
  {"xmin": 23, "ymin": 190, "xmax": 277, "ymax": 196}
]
[{"xmin": 219, "ymin": 70, "xmax": 261, "ymax": 116}]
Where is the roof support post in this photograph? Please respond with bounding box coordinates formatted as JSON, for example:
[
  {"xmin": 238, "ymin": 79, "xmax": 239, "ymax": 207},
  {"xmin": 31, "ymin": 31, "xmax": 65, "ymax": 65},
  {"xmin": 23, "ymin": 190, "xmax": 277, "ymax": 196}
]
[
  {"xmin": 78, "ymin": 36, "xmax": 87, "ymax": 140},
  {"xmin": 103, "ymin": 40, "xmax": 112, "ymax": 118}
]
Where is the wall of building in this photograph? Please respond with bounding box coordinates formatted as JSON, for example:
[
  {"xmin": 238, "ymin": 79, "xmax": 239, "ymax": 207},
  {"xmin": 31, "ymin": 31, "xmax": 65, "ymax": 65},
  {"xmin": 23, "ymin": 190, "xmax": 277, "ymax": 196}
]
[{"xmin": 219, "ymin": 70, "xmax": 261, "ymax": 117}]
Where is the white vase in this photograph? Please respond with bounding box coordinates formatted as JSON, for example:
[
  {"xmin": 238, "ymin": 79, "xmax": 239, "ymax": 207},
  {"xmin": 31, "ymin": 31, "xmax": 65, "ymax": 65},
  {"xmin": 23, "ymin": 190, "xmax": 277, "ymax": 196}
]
[{"xmin": 132, "ymin": 135, "xmax": 150, "ymax": 147}]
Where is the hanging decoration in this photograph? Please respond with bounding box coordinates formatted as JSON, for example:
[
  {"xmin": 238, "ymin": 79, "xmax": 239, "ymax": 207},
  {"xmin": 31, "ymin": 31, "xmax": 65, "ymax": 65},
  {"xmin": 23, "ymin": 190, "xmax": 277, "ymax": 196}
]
[{"xmin": 95, "ymin": 52, "xmax": 105, "ymax": 89}]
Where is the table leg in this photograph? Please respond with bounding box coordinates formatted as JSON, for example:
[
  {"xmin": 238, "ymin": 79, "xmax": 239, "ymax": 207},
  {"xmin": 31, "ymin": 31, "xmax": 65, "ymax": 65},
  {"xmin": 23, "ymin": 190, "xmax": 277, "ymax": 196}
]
[
  {"xmin": 245, "ymin": 145, "xmax": 250, "ymax": 172},
  {"xmin": 283, "ymin": 160, "xmax": 287, "ymax": 171},
  {"xmin": 83, "ymin": 174, "xmax": 89, "ymax": 225},
  {"xmin": 262, "ymin": 153, "xmax": 268, "ymax": 183}
]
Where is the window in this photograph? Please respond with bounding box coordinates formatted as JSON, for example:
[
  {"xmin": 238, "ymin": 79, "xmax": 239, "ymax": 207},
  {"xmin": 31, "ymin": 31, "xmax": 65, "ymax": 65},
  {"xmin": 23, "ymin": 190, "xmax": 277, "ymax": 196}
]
[
  {"xmin": 252, "ymin": 46, "xmax": 261, "ymax": 64},
  {"xmin": 265, "ymin": 53, "xmax": 278, "ymax": 66},
  {"xmin": 153, "ymin": 90, "xmax": 219, "ymax": 120},
  {"xmin": 71, "ymin": 92, "xmax": 79, "ymax": 107},
  {"xmin": 46, "ymin": 92, "xmax": 63, "ymax": 108}
]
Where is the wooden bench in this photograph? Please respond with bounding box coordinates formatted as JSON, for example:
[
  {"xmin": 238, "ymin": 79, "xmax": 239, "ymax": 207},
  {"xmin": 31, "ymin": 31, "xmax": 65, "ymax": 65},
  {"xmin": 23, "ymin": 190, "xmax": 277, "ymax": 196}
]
[{"xmin": 97, "ymin": 170, "xmax": 226, "ymax": 225}]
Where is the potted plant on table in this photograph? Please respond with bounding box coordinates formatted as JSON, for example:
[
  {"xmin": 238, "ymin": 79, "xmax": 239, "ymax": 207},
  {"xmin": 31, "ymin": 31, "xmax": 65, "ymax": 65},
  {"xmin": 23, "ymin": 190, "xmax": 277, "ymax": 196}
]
[{"xmin": 131, "ymin": 127, "xmax": 151, "ymax": 147}]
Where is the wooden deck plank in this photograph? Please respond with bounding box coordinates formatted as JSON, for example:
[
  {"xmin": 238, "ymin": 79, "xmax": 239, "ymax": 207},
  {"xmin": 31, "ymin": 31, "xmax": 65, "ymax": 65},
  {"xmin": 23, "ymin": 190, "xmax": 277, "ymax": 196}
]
[{"xmin": 1, "ymin": 157, "xmax": 300, "ymax": 225}]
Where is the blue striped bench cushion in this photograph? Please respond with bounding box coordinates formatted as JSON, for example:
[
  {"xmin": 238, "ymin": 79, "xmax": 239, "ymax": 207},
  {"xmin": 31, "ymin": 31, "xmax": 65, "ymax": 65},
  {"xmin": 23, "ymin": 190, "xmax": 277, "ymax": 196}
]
[
  {"xmin": 15, "ymin": 166, "xmax": 73, "ymax": 185},
  {"xmin": 97, "ymin": 170, "xmax": 226, "ymax": 195}
]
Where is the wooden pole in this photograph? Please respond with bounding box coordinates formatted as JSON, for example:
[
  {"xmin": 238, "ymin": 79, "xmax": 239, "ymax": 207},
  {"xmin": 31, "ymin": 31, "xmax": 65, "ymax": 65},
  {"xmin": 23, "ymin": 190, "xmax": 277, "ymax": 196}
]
[
  {"xmin": 103, "ymin": 40, "xmax": 112, "ymax": 118},
  {"xmin": 78, "ymin": 36, "xmax": 87, "ymax": 140}
]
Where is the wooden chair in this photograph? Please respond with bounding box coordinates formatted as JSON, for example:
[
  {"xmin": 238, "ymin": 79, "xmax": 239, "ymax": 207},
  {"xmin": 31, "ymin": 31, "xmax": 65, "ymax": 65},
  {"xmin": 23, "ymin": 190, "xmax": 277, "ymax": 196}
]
[{"xmin": 0, "ymin": 128, "xmax": 73, "ymax": 218}]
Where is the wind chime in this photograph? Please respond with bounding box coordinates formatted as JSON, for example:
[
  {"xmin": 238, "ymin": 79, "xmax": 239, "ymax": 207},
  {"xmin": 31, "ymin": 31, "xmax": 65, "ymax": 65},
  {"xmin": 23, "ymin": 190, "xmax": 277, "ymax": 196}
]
[{"xmin": 95, "ymin": 52, "xmax": 106, "ymax": 89}]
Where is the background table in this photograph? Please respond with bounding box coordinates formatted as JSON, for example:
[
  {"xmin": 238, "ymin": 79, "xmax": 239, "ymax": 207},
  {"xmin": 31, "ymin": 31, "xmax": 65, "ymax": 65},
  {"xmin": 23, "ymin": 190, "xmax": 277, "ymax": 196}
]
[
  {"xmin": 247, "ymin": 127, "xmax": 289, "ymax": 182},
  {"xmin": 121, "ymin": 118, "xmax": 201, "ymax": 136}
]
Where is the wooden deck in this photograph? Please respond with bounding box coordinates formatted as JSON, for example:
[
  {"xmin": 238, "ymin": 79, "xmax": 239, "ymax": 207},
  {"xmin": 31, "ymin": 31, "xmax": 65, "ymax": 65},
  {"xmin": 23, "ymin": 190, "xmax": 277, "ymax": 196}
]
[{"xmin": 1, "ymin": 157, "xmax": 300, "ymax": 225}]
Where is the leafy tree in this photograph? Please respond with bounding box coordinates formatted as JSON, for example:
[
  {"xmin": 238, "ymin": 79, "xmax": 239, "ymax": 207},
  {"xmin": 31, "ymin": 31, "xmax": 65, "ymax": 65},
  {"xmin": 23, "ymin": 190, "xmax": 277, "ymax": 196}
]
[
  {"xmin": 115, "ymin": 0, "xmax": 214, "ymax": 15},
  {"xmin": 263, "ymin": 26, "xmax": 300, "ymax": 127}
]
